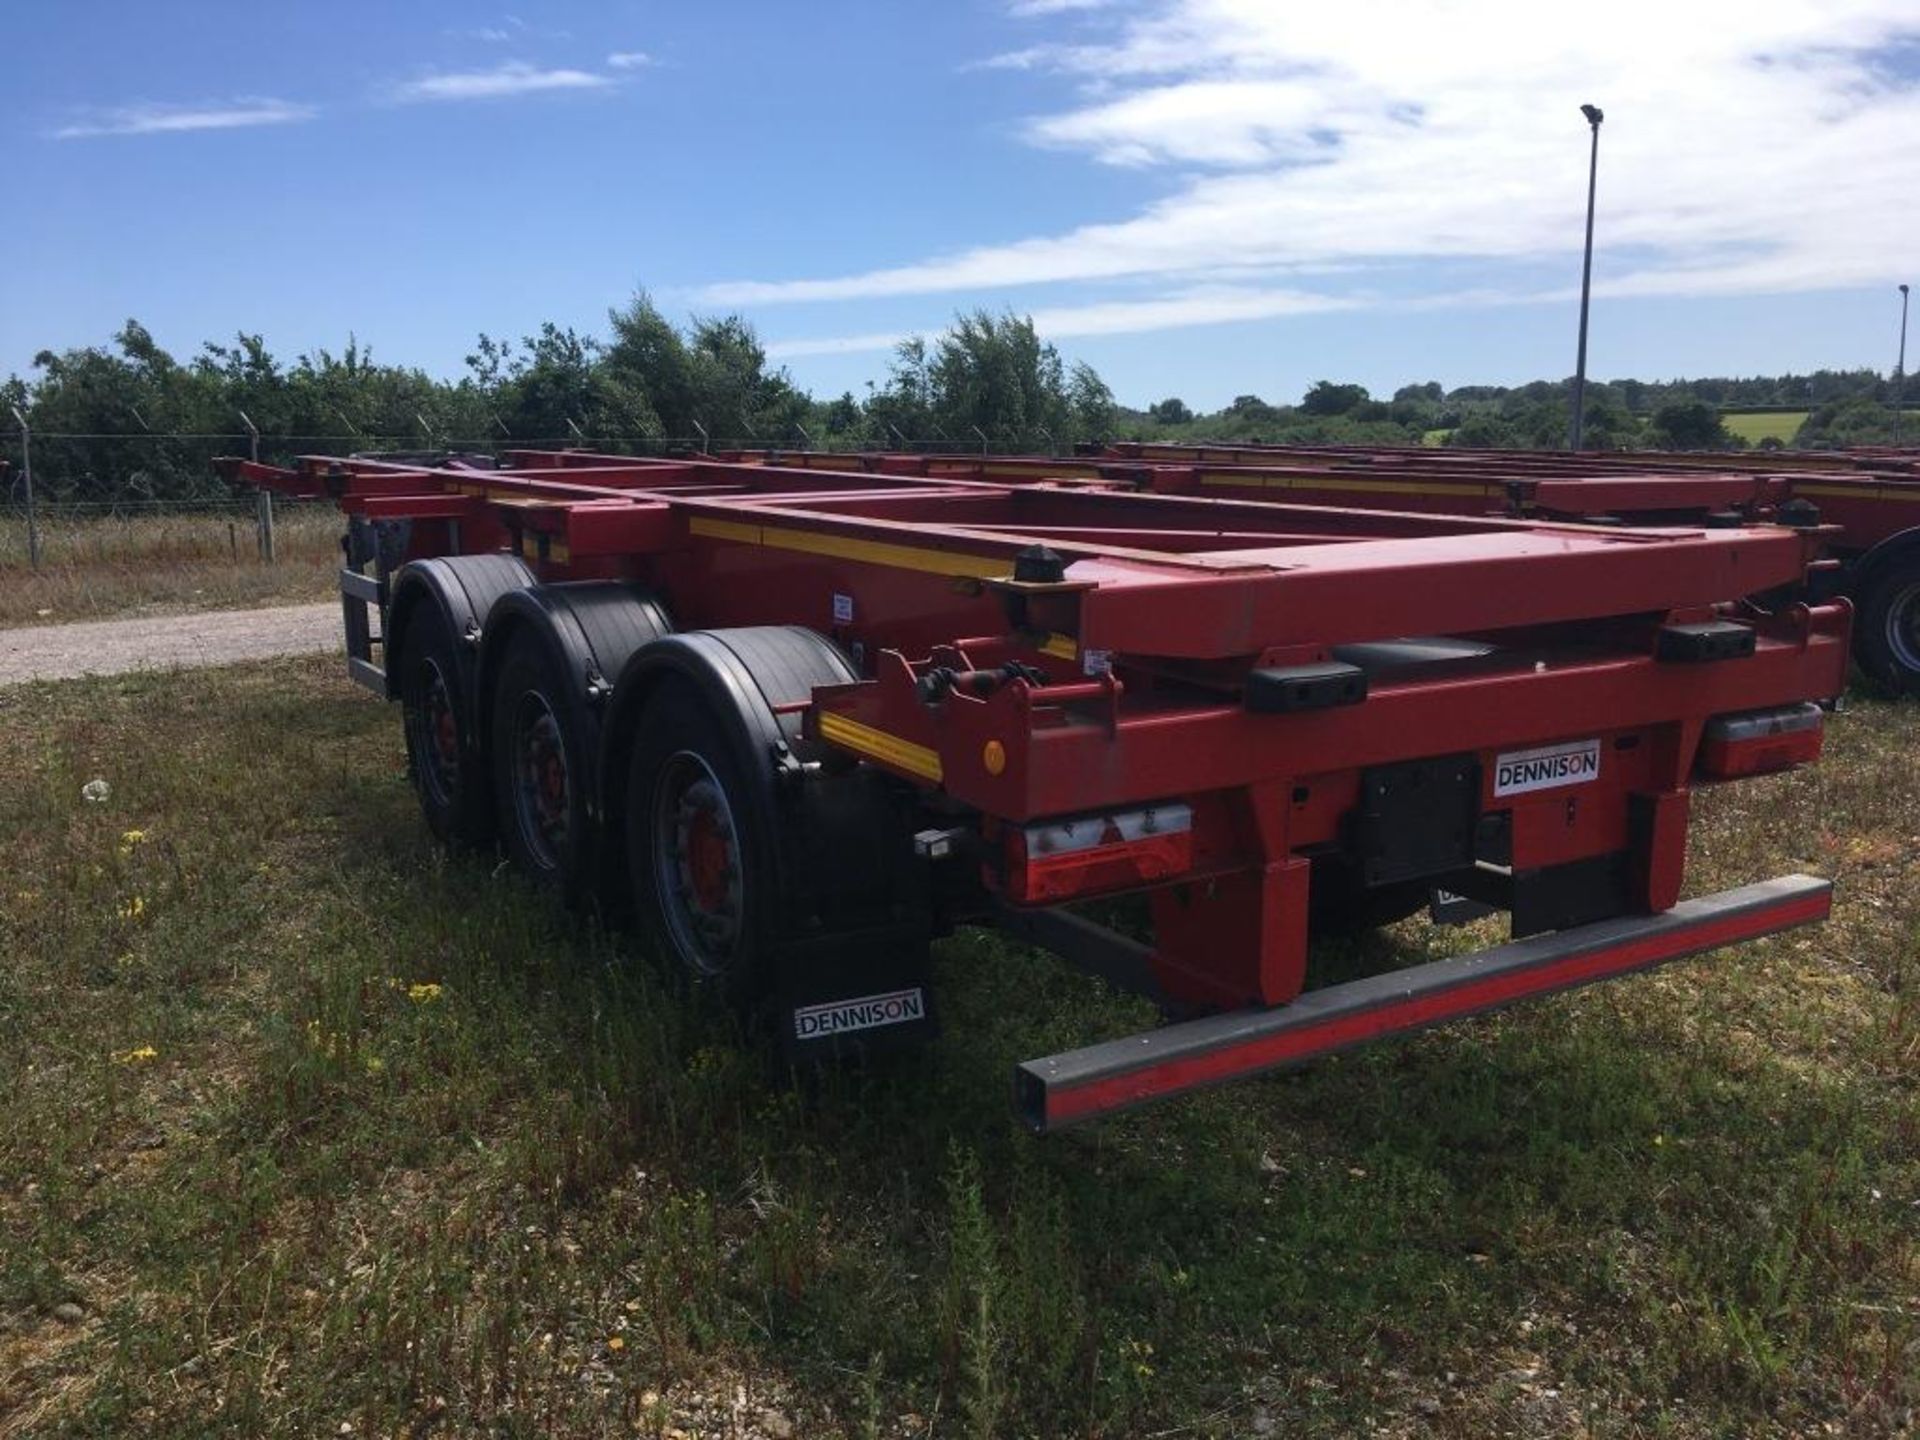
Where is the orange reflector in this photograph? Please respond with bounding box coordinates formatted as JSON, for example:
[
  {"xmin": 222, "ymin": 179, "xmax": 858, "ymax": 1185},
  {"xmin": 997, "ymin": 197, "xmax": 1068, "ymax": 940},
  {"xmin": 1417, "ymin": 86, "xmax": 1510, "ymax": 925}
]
[
  {"xmin": 1698, "ymin": 703, "xmax": 1824, "ymax": 779},
  {"xmin": 1005, "ymin": 803, "xmax": 1193, "ymax": 904}
]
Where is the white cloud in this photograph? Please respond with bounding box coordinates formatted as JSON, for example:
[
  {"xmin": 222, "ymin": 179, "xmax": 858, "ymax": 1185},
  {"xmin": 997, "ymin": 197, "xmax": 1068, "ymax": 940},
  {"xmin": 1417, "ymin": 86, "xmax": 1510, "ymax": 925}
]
[
  {"xmin": 51, "ymin": 97, "xmax": 316, "ymax": 140},
  {"xmin": 767, "ymin": 330, "xmax": 911, "ymax": 359},
  {"xmin": 1008, "ymin": 0, "xmax": 1117, "ymax": 15},
  {"xmin": 606, "ymin": 51, "xmax": 656, "ymax": 70},
  {"xmin": 699, "ymin": 0, "xmax": 1920, "ymax": 330},
  {"xmin": 766, "ymin": 284, "xmax": 1358, "ymax": 356},
  {"xmin": 389, "ymin": 62, "xmax": 613, "ymax": 103}
]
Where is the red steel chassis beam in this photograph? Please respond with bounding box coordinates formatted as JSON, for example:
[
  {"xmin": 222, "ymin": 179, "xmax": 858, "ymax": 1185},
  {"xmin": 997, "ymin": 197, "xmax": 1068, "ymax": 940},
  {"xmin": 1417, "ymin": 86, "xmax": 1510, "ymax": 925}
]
[{"xmin": 709, "ymin": 444, "xmax": 1920, "ymax": 556}]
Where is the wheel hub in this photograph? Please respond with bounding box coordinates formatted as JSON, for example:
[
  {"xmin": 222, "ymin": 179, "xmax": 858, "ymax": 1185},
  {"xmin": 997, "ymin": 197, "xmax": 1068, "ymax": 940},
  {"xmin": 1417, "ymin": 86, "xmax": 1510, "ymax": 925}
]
[
  {"xmin": 410, "ymin": 658, "xmax": 461, "ymax": 807},
  {"xmin": 654, "ymin": 754, "xmax": 744, "ymax": 974},
  {"xmin": 511, "ymin": 694, "xmax": 571, "ymax": 868},
  {"xmin": 1887, "ymin": 581, "xmax": 1920, "ymax": 676}
]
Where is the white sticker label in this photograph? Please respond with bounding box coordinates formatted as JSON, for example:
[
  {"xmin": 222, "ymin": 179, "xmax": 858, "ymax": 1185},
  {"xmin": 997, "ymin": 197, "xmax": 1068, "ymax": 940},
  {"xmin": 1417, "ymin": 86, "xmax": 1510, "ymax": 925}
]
[
  {"xmin": 794, "ymin": 987, "xmax": 926, "ymax": 1040},
  {"xmin": 1081, "ymin": 647, "xmax": 1113, "ymax": 677},
  {"xmin": 832, "ymin": 592, "xmax": 854, "ymax": 624},
  {"xmin": 1494, "ymin": 739, "xmax": 1600, "ymax": 797}
]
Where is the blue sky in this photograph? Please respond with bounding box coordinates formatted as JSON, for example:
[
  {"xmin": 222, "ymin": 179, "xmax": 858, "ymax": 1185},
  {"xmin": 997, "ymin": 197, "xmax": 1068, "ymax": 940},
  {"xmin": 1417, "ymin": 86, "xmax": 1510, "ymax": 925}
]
[{"xmin": 3, "ymin": 1, "xmax": 1916, "ymax": 410}]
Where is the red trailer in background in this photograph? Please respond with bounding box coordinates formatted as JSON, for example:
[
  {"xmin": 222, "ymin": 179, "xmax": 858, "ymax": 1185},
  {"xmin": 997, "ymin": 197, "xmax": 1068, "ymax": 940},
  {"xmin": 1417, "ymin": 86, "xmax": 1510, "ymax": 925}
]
[
  {"xmin": 221, "ymin": 448, "xmax": 1846, "ymax": 1129},
  {"xmin": 719, "ymin": 442, "xmax": 1920, "ymax": 695}
]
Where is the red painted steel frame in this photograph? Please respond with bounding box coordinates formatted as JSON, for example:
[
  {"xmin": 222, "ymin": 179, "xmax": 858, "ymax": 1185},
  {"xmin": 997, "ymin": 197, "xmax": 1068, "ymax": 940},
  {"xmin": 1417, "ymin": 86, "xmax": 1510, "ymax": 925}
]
[
  {"xmin": 727, "ymin": 442, "xmax": 1920, "ymax": 556},
  {"xmin": 227, "ymin": 449, "xmax": 1849, "ymax": 1020}
]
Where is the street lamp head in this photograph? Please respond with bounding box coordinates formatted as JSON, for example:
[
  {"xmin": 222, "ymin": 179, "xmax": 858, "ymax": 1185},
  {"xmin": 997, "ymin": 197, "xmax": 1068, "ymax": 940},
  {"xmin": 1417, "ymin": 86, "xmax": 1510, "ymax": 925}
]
[
  {"xmin": 1902, "ymin": 283, "xmax": 1911, "ymax": 296},
  {"xmin": 1580, "ymin": 103, "xmax": 1604, "ymax": 125}
]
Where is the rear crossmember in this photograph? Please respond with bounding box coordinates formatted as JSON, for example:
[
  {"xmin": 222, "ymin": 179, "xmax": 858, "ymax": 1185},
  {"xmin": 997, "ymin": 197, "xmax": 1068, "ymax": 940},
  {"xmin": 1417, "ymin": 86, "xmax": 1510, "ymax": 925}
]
[{"xmin": 1017, "ymin": 874, "xmax": 1831, "ymax": 1130}]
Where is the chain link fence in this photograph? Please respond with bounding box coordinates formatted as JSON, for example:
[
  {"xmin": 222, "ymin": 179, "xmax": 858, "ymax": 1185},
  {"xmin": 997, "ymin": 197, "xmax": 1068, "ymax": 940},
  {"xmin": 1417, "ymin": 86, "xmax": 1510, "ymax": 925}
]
[{"xmin": 0, "ymin": 428, "xmax": 1052, "ymax": 568}]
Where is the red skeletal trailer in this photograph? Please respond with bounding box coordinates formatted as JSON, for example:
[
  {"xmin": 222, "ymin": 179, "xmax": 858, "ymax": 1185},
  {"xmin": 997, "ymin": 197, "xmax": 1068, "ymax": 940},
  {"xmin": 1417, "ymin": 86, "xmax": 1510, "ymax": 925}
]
[
  {"xmin": 731, "ymin": 440, "xmax": 1920, "ymax": 693},
  {"xmin": 220, "ymin": 447, "xmax": 1847, "ymax": 1129}
]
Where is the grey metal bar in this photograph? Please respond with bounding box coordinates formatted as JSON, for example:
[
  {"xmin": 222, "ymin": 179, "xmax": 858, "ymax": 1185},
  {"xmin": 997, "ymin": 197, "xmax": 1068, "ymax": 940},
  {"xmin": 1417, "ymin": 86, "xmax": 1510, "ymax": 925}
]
[
  {"xmin": 10, "ymin": 406, "xmax": 39, "ymax": 570},
  {"xmin": 991, "ymin": 901, "xmax": 1168, "ymax": 1009},
  {"xmin": 1016, "ymin": 873, "xmax": 1832, "ymax": 1132}
]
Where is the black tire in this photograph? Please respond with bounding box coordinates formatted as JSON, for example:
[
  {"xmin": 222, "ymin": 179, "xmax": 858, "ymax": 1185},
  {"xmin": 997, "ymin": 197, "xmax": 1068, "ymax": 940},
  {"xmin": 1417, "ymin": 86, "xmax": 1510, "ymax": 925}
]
[
  {"xmin": 397, "ymin": 603, "xmax": 493, "ymax": 847},
  {"xmin": 1855, "ymin": 561, "xmax": 1920, "ymax": 696},
  {"xmin": 624, "ymin": 674, "xmax": 780, "ymax": 1007},
  {"xmin": 489, "ymin": 629, "xmax": 598, "ymax": 902}
]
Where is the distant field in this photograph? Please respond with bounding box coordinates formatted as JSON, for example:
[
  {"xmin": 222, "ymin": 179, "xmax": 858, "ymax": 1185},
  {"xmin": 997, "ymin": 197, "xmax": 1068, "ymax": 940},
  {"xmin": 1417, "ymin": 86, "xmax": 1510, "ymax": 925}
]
[
  {"xmin": 1, "ymin": 657, "xmax": 1915, "ymax": 1437},
  {"xmin": 1721, "ymin": 410, "xmax": 1809, "ymax": 444},
  {"xmin": 0, "ymin": 505, "xmax": 338, "ymax": 629}
]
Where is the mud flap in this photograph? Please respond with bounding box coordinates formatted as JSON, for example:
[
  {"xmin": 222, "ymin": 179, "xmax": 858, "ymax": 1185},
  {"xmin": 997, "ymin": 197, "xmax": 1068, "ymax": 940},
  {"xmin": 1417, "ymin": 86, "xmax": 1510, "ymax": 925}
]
[{"xmin": 772, "ymin": 926, "xmax": 939, "ymax": 1064}]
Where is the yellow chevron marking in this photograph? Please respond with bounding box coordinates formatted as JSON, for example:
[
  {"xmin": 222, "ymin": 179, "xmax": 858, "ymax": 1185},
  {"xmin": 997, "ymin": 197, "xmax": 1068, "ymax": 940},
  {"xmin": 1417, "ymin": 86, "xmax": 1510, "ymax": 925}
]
[{"xmin": 817, "ymin": 712, "xmax": 944, "ymax": 782}]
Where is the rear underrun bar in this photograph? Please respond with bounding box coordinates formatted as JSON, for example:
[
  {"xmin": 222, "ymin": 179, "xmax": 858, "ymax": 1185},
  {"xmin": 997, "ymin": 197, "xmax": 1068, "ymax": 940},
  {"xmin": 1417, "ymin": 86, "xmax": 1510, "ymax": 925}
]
[{"xmin": 1014, "ymin": 873, "xmax": 1832, "ymax": 1132}]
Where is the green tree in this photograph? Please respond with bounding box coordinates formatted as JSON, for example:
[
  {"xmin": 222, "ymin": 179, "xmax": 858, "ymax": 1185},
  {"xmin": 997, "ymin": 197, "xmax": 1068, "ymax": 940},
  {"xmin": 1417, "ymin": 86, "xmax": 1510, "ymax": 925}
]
[
  {"xmin": 1301, "ymin": 381, "xmax": 1370, "ymax": 416},
  {"xmin": 1647, "ymin": 400, "xmax": 1738, "ymax": 450}
]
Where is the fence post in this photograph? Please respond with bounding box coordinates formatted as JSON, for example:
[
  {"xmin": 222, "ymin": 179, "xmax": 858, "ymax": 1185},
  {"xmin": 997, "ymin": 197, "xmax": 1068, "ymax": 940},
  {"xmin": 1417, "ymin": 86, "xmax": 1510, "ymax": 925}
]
[
  {"xmin": 692, "ymin": 418, "xmax": 709, "ymax": 454},
  {"xmin": 239, "ymin": 409, "xmax": 274, "ymax": 563},
  {"xmin": 9, "ymin": 406, "xmax": 39, "ymax": 570},
  {"xmin": 971, "ymin": 424, "xmax": 989, "ymax": 456},
  {"xmin": 565, "ymin": 418, "xmax": 586, "ymax": 449}
]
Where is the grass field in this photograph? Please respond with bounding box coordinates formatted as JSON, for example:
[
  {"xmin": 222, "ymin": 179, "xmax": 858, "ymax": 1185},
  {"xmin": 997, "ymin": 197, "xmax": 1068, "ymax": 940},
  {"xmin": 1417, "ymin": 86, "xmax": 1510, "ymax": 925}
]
[
  {"xmin": 0, "ymin": 658, "xmax": 1916, "ymax": 1438},
  {"xmin": 0, "ymin": 507, "xmax": 338, "ymax": 630},
  {"xmin": 1720, "ymin": 412, "xmax": 1809, "ymax": 446}
]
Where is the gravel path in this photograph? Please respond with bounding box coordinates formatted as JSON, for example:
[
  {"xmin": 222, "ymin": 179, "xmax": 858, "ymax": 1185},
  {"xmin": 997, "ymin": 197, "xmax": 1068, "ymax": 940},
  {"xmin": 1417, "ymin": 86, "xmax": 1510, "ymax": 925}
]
[{"xmin": 0, "ymin": 602, "xmax": 343, "ymax": 687}]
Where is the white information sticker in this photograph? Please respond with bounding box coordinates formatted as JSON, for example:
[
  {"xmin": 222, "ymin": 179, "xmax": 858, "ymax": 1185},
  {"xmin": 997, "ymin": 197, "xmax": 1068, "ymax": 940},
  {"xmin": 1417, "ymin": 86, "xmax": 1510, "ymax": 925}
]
[{"xmin": 1493, "ymin": 739, "xmax": 1600, "ymax": 797}]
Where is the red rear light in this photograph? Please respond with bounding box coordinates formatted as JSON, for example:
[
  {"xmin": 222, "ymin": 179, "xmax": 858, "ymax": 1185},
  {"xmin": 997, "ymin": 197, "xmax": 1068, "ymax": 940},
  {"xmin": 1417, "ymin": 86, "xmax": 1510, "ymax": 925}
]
[
  {"xmin": 1004, "ymin": 803, "xmax": 1194, "ymax": 903},
  {"xmin": 1698, "ymin": 703, "xmax": 1824, "ymax": 779}
]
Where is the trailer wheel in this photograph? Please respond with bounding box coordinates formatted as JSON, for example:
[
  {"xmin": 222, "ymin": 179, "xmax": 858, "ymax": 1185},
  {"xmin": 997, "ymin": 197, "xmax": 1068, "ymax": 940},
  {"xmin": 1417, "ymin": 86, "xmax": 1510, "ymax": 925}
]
[
  {"xmin": 1856, "ymin": 561, "xmax": 1920, "ymax": 695},
  {"xmin": 625, "ymin": 676, "xmax": 776, "ymax": 1000},
  {"xmin": 490, "ymin": 629, "xmax": 596, "ymax": 899},
  {"xmin": 397, "ymin": 604, "xmax": 493, "ymax": 846}
]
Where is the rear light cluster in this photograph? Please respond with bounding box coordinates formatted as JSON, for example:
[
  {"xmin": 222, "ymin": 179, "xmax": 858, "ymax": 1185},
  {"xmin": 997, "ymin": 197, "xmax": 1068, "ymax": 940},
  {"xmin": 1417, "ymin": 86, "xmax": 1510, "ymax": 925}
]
[
  {"xmin": 1004, "ymin": 803, "xmax": 1194, "ymax": 903},
  {"xmin": 1697, "ymin": 703, "xmax": 1824, "ymax": 779}
]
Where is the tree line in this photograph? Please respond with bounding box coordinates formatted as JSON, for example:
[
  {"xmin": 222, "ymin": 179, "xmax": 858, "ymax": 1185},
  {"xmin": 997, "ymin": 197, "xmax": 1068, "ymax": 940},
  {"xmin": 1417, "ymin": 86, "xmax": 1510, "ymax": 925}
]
[
  {"xmin": 3, "ymin": 295, "xmax": 1912, "ymax": 504},
  {"xmin": 1132, "ymin": 372, "xmax": 1918, "ymax": 452},
  {"xmin": 0, "ymin": 299, "xmax": 1116, "ymax": 503}
]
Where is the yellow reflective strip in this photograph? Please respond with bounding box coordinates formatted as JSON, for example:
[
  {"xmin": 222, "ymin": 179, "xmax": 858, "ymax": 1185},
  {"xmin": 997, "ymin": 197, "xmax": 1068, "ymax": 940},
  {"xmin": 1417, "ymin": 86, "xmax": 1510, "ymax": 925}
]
[
  {"xmin": 817, "ymin": 712, "xmax": 944, "ymax": 782},
  {"xmin": 1040, "ymin": 632, "xmax": 1078, "ymax": 660},
  {"xmin": 1198, "ymin": 471, "xmax": 1473, "ymax": 498},
  {"xmin": 1794, "ymin": 482, "xmax": 1920, "ymax": 502},
  {"xmin": 982, "ymin": 464, "xmax": 1101, "ymax": 479},
  {"xmin": 689, "ymin": 516, "xmax": 763, "ymax": 544},
  {"xmin": 688, "ymin": 515, "xmax": 1007, "ymax": 579}
]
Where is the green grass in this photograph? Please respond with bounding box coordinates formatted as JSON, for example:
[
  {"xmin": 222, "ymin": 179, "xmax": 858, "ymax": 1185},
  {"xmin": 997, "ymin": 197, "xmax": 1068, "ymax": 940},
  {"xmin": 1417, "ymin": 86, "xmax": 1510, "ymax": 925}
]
[
  {"xmin": 1720, "ymin": 411, "xmax": 1809, "ymax": 446},
  {"xmin": 0, "ymin": 506, "xmax": 338, "ymax": 629},
  {"xmin": 1, "ymin": 658, "xmax": 1915, "ymax": 1437}
]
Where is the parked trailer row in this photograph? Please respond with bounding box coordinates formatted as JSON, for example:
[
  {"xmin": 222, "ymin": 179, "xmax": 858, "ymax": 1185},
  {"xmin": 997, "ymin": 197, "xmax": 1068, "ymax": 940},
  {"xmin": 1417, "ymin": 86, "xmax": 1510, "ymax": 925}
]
[
  {"xmin": 710, "ymin": 443, "xmax": 1920, "ymax": 696},
  {"xmin": 221, "ymin": 449, "xmax": 1848, "ymax": 1129}
]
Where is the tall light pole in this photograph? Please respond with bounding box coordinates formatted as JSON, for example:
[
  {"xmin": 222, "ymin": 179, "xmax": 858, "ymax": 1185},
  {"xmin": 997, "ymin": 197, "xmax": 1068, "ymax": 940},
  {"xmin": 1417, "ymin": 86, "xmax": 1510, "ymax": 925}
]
[
  {"xmin": 1568, "ymin": 103, "xmax": 1604, "ymax": 452},
  {"xmin": 1896, "ymin": 283, "xmax": 1910, "ymax": 445}
]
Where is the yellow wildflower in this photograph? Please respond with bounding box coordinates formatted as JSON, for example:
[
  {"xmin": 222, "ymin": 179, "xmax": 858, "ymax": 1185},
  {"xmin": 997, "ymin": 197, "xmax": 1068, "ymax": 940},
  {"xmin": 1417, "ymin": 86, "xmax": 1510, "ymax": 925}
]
[
  {"xmin": 407, "ymin": 983, "xmax": 443, "ymax": 1005},
  {"xmin": 114, "ymin": 1045, "xmax": 158, "ymax": 1065},
  {"xmin": 606, "ymin": 1335, "xmax": 626, "ymax": 1353},
  {"xmin": 118, "ymin": 829, "xmax": 147, "ymax": 856},
  {"xmin": 118, "ymin": 896, "xmax": 146, "ymax": 921}
]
